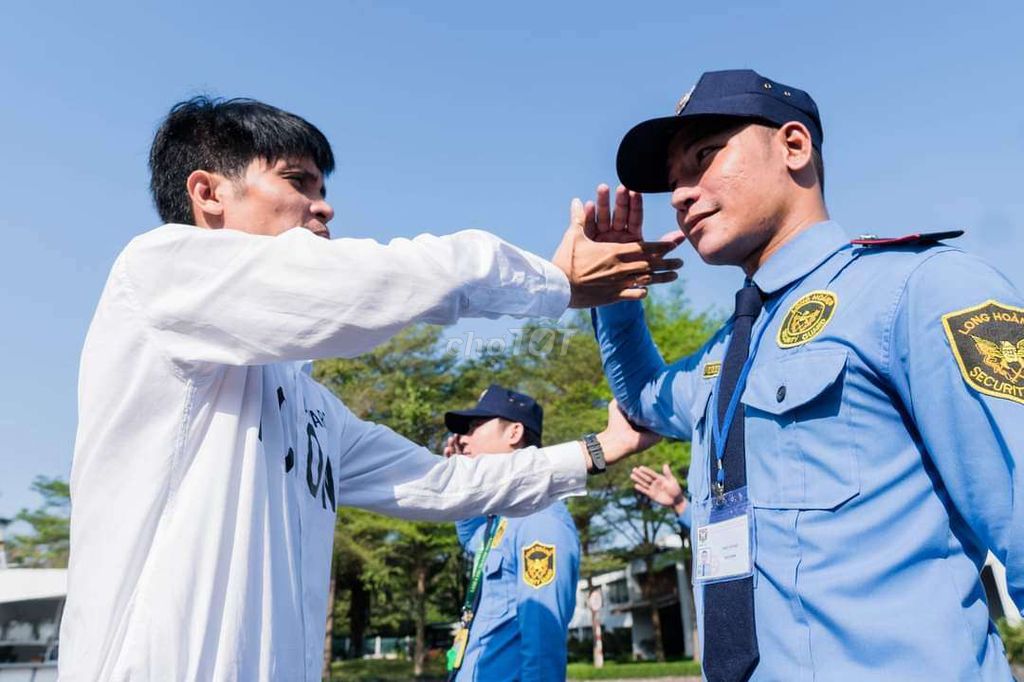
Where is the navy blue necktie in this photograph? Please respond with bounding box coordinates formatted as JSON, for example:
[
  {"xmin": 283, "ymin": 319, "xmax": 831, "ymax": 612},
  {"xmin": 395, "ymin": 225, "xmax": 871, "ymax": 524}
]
[{"xmin": 703, "ymin": 283, "xmax": 763, "ymax": 682}]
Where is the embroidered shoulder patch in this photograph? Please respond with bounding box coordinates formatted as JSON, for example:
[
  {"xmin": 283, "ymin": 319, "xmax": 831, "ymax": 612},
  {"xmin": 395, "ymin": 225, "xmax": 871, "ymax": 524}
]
[
  {"xmin": 522, "ymin": 541, "xmax": 556, "ymax": 588},
  {"xmin": 702, "ymin": 361, "xmax": 721, "ymax": 379},
  {"xmin": 777, "ymin": 291, "xmax": 838, "ymax": 348},
  {"xmin": 941, "ymin": 300, "xmax": 1024, "ymax": 405}
]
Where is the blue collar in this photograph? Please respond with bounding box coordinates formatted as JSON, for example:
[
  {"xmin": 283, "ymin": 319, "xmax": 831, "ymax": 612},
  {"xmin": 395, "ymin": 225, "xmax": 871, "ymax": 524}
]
[{"xmin": 751, "ymin": 221, "xmax": 849, "ymax": 295}]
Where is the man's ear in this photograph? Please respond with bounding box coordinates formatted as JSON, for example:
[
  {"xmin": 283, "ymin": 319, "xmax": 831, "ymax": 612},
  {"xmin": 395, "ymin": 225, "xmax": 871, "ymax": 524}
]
[
  {"xmin": 186, "ymin": 169, "xmax": 228, "ymax": 227},
  {"xmin": 505, "ymin": 421, "xmax": 525, "ymax": 448},
  {"xmin": 778, "ymin": 121, "xmax": 814, "ymax": 174}
]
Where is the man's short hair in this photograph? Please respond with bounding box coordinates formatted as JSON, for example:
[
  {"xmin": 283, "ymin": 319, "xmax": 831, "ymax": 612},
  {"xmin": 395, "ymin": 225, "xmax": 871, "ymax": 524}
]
[
  {"xmin": 810, "ymin": 146, "xmax": 825, "ymax": 193},
  {"xmin": 148, "ymin": 96, "xmax": 335, "ymax": 225},
  {"xmin": 522, "ymin": 427, "xmax": 542, "ymax": 449},
  {"xmin": 486, "ymin": 417, "xmax": 542, "ymax": 449}
]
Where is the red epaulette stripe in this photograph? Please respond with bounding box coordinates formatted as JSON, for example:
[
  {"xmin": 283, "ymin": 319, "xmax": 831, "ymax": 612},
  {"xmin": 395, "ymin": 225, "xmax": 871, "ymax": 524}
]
[{"xmin": 851, "ymin": 230, "xmax": 965, "ymax": 246}]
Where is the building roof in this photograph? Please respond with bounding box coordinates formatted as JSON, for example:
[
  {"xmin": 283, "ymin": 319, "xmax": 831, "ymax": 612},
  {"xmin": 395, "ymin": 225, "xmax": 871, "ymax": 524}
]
[{"xmin": 0, "ymin": 569, "xmax": 67, "ymax": 603}]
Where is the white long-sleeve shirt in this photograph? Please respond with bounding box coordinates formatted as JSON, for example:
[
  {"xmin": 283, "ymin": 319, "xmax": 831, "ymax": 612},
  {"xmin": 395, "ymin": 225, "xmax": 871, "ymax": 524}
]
[{"xmin": 60, "ymin": 225, "xmax": 587, "ymax": 681}]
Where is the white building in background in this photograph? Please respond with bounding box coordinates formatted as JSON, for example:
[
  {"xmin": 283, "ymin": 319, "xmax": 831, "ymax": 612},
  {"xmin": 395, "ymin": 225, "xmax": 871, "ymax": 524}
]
[
  {"xmin": 0, "ymin": 568, "xmax": 65, "ymax": 681},
  {"xmin": 568, "ymin": 533, "xmax": 697, "ymax": 662}
]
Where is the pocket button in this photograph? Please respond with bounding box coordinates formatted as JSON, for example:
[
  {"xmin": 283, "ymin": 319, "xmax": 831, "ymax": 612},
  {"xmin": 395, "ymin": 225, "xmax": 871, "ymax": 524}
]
[{"xmin": 776, "ymin": 385, "xmax": 787, "ymax": 403}]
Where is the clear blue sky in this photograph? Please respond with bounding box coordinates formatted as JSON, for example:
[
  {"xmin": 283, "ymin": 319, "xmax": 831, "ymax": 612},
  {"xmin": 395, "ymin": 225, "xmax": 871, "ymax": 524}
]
[{"xmin": 1, "ymin": 0, "xmax": 1022, "ymax": 520}]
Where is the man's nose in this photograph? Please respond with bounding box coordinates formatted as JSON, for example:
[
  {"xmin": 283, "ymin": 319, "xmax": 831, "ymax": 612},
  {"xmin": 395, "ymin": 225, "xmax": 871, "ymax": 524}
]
[
  {"xmin": 670, "ymin": 185, "xmax": 698, "ymax": 213},
  {"xmin": 313, "ymin": 198, "xmax": 335, "ymax": 223}
]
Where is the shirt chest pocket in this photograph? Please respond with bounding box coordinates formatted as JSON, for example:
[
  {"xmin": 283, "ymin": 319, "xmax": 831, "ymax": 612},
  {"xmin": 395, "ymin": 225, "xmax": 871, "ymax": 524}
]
[
  {"xmin": 741, "ymin": 348, "xmax": 860, "ymax": 510},
  {"xmin": 476, "ymin": 551, "xmax": 514, "ymax": 621}
]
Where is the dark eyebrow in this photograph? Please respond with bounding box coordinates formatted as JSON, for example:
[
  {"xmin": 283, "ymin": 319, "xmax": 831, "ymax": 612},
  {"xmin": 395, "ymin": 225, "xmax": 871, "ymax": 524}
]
[{"xmin": 282, "ymin": 165, "xmax": 327, "ymax": 198}]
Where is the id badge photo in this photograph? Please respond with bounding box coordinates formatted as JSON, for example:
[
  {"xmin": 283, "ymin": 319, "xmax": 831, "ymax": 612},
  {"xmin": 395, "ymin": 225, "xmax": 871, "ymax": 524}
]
[{"xmin": 692, "ymin": 486, "xmax": 755, "ymax": 585}]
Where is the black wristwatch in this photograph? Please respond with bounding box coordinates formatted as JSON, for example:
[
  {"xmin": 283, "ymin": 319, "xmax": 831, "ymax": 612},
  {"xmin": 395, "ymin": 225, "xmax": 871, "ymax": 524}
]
[{"xmin": 582, "ymin": 433, "xmax": 607, "ymax": 475}]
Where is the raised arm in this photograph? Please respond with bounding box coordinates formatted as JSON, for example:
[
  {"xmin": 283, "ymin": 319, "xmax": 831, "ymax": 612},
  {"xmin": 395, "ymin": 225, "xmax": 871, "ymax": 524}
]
[
  {"xmin": 118, "ymin": 224, "xmax": 568, "ymax": 370},
  {"xmin": 119, "ymin": 198, "xmax": 680, "ymax": 372},
  {"xmin": 332, "ymin": 398, "xmax": 657, "ymax": 521},
  {"xmin": 585, "ymin": 183, "xmax": 701, "ymax": 439}
]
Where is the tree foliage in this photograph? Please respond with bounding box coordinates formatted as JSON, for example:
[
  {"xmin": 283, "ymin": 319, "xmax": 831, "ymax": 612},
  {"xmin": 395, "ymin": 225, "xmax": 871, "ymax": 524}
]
[
  {"xmin": 315, "ymin": 326, "xmax": 471, "ymax": 674},
  {"xmin": 315, "ymin": 287, "xmax": 719, "ymax": 668},
  {"xmin": 7, "ymin": 476, "xmax": 71, "ymax": 568}
]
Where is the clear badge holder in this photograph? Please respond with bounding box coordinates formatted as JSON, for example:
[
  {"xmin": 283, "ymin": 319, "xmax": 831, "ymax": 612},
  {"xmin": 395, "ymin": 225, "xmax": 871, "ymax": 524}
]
[{"xmin": 692, "ymin": 486, "xmax": 755, "ymax": 585}]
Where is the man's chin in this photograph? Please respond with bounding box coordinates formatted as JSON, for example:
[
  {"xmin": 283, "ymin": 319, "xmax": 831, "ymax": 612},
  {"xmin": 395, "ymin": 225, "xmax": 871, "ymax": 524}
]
[
  {"xmin": 691, "ymin": 235, "xmax": 748, "ymax": 268},
  {"xmin": 690, "ymin": 237, "xmax": 725, "ymax": 265}
]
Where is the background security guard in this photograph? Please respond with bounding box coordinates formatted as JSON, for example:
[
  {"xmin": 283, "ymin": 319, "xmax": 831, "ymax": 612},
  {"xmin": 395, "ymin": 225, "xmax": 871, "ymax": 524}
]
[
  {"xmin": 443, "ymin": 385, "xmax": 581, "ymax": 681},
  {"xmin": 591, "ymin": 69, "xmax": 1022, "ymax": 680}
]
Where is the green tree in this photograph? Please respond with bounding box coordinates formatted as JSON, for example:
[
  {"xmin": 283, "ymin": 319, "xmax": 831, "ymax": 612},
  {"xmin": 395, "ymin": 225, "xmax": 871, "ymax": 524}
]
[
  {"xmin": 9, "ymin": 476, "xmax": 70, "ymax": 568},
  {"xmin": 315, "ymin": 326, "xmax": 469, "ymax": 677},
  {"xmin": 315, "ymin": 286, "xmax": 718, "ymax": 673},
  {"xmin": 997, "ymin": 618, "xmax": 1024, "ymax": 665},
  {"xmin": 326, "ymin": 507, "xmax": 391, "ymax": 674},
  {"xmin": 453, "ymin": 290, "xmax": 718, "ymax": 664}
]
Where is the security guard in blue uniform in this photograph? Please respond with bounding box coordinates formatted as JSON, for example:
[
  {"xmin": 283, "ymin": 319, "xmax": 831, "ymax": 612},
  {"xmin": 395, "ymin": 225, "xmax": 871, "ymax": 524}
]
[
  {"xmin": 589, "ymin": 69, "xmax": 1023, "ymax": 680},
  {"xmin": 443, "ymin": 386, "xmax": 581, "ymax": 681}
]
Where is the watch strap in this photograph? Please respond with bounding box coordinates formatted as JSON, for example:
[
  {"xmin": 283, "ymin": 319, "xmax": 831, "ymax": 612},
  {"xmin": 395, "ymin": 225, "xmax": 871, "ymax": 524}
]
[{"xmin": 583, "ymin": 433, "xmax": 606, "ymax": 474}]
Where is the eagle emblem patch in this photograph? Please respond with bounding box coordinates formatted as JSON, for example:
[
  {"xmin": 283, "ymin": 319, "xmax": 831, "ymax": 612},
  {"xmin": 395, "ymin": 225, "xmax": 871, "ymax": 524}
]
[
  {"xmin": 941, "ymin": 300, "xmax": 1024, "ymax": 405},
  {"xmin": 522, "ymin": 541, "xmax": 556, "ymax": 589},
  {"xmin": 777, "ymin": 291, "xmax": 838, "ymax": 348}
]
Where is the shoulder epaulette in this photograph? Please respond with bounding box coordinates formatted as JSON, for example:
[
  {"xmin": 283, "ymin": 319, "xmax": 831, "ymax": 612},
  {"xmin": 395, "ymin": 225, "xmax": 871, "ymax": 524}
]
[{"xmin": 851, "ymin": 230, "xmax": 964, "ymax": 247}]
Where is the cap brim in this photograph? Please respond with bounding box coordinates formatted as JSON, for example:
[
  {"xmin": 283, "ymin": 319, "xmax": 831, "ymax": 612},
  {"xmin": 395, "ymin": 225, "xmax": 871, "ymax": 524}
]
[
  {"xmin": 444, "ymin": 408, "xmax": 500, "ymax": 435},
  {"xmin": 616, "ymin": 116, "xmax": 686, "ymax": 194},
  {"xmin": 616, "ymin": 114, "xmax": 744, "ymax": 193}
]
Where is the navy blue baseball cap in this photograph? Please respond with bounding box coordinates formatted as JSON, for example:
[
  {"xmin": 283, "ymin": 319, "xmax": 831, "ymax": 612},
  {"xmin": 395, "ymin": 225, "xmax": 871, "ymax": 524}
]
[
  {"xmin": 616, "ymin": 69, "xmax": 823, "ymax": 193},
  {"xmin": 444, "ymin": 384, "xmax": 543, "ymax": 438}
]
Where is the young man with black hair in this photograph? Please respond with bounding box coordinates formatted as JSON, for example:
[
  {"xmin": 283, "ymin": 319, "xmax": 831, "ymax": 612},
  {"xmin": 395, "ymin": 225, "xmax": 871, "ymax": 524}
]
[{"xmin": 60, "ymin": 97, "xmax": 677, "ymax": 681}]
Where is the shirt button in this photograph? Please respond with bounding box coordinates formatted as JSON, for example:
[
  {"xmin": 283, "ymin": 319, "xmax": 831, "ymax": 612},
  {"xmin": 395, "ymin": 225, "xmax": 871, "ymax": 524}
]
[{"xmin": 776, "ymin": 385, "xmax": 786, "ymax": 403}]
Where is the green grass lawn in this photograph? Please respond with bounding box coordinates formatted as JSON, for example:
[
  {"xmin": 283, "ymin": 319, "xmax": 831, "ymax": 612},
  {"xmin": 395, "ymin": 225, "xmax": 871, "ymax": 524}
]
[
  {"xmin": 330, "ymin": 657, "xmax": 446, "ymax": 681},
  {"xmin": 567, "ymin": 659, "xmax": 703, "ymax": 679},
  {"xmin": 330, "ymin": 657, "xmax": 702, "ymax": 680}
]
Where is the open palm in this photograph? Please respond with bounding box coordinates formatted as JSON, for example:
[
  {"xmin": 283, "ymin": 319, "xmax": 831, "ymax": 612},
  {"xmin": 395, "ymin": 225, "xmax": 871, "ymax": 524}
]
[
  {"xmin": 631, "ymin": 463, "xmax": 684, "ymax": 509},
  {"xmin": 585, "ymin": 183, "xmax": 686, "ymax": 247}
]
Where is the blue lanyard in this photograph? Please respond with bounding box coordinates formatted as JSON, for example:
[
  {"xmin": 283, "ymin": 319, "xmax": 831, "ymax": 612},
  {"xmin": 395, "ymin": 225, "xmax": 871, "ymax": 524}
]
[{"xmin": 708, "ymin": 293, "xmax": 787, "ymax": 496}]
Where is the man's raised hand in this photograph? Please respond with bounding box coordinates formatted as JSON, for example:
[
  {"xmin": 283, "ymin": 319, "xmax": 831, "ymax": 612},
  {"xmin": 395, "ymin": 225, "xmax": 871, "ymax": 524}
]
[
  {"xmin": 585, "ymin": 184, "xmax": 644, "ymax": 243},
  {"xmin": 592, "ymin": 399, "xmax": 662, "ymax": 467},
  {"xmin": 552, "ymin": 197, "xmax": 682, "ymax": 309},
  {"xmin": 631, "ymin": 464, "xmax": 687, "ymax": 515},
  {"xmin": 585, "ymin": 183, "xmax": 687, "ymax": 247}
]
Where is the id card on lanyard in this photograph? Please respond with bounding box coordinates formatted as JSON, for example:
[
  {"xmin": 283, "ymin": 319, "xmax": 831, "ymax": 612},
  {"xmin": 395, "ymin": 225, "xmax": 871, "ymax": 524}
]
[
  {"xmin": 692, "ymin": 291, "xmax": 787, "ymax": 586},
  {"xmin": 692, "ymin": 487, "xmax": 754, "ymax": 584},
  {"xmin": 447, "ymin": 516, "xmax": 508, "ymax": 675}
]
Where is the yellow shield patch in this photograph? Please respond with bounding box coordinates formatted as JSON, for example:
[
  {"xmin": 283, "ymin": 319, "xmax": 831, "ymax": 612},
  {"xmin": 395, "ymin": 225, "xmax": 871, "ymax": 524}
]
[
  {"xmin": 522, "ymin": 541, "xmax": 556, "ymax": 589},
  {"xmin": 702, "ymin": 361, "xmax": 721, "ymax": 379},
  {"xmin": 941, "ymin": 300, "xmax": 1024, "ymax": 405},
  {"xmin": 777, "ymin": 290, "xmax": 838, "ymax": 348}
]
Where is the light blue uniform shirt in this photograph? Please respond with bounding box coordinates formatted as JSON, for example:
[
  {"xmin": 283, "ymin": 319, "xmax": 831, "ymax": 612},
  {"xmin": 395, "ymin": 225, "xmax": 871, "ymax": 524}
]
[
  {"xmin": 594, "ymin": 221, "xmax": 1023, "ymax": 680},
  {"xmin": 454, "ymin": 501, "xmax": 580, "ymax": 681}
]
